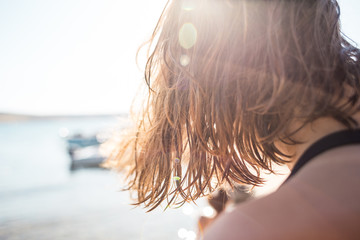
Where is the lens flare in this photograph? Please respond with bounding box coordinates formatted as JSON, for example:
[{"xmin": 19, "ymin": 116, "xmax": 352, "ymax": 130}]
[
  {"xmin": 58, "ymin": 127, "xmax": 70, "ymax": 138},
  {"xmin": 179, "ymin": 23, "xmax": 197, "ymax": 49},
  {"xmin": 186, "ymin": 231, "xmax": 197, "ymax": 240},
  {"xmin": 178, "ymin": 228, "xmax": 188, "ymax": 239},
  {"xmin": 177, "ymin": 228, "xmax": 197, "ymax": 240},
  {"xmin": 202, "ymin": 206, "xmax": 216, "ymax": 217},
  {"xmin": 180, "ymin": 55, "xmax": 190, "ymax": 66},
  {"xmin": 182, "ymin": 0, "xmax": 196, "ymax": 11}
]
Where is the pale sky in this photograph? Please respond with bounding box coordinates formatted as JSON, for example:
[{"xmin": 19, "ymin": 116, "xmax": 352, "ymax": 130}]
[{"xmin": 0, "ymin": 0, "xmax": 359, "ymax": 115}]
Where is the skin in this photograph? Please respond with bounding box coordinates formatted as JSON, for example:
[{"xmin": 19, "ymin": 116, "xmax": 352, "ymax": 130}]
[
  {"xmin": 284, "ymin": 114, "xmax": 360, "ymax": 170},
  {"xmin": 203, "ymin": 113, "xmax": 360, "ymax": 240}
]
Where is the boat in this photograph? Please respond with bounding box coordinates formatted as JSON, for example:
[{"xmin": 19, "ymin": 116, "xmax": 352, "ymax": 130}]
[{"xmin": 64, "ymin": 133, "xmax": 108, "ymax": 171}]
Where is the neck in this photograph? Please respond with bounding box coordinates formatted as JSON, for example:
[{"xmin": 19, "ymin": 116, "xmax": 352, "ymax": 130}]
[{"xmin": 284, "ymin": 112, "xmax": 360, "ymax": 170}]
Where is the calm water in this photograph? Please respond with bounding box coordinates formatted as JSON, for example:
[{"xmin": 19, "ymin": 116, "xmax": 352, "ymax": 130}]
[
  {"xmin": 0, "ymin": 116, "xmax": 119, "ymax": 193},
  {"xmin": 0, "ymin": 116, "xmax": 201, "ymax": 240}
]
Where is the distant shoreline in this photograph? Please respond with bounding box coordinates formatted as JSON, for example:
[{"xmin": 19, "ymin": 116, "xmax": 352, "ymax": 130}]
[{"xmin": 0, "ymin": 113, "xmax": 128, "ymax": 122}]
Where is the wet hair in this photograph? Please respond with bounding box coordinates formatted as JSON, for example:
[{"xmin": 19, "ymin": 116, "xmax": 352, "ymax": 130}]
[{"xmin": 105, "ymin": 0, "xmax": 360, "ymax": 211}]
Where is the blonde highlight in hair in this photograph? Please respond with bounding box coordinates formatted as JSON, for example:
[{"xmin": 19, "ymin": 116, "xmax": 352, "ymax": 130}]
[{"xmin": 105, "ymin": 0, "xmax": 360, "ymax": 210}]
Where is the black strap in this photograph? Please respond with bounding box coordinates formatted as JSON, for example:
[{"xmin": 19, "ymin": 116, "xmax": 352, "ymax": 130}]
[{"xmin": 284, "ymin": 129, "xmax": 360, "ymax": 183}]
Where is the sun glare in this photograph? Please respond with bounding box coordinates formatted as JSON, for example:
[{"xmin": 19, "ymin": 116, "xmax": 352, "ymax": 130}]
[
  {"xmin": 182, "ymin": 0, "xmax": 197, "ymax": 11},
  {"xmin": 179, "ymin": 23, "xmax": 198, "ymax": 50},
  {"xmin": 180, "ymin": 54, "xmax": 191, "ymax": 66}
]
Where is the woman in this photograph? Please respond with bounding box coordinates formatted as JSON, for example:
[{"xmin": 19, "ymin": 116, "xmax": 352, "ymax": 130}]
[{"xmin": 106, "ymin": 0, "xmax": 360, "ymax": 238}]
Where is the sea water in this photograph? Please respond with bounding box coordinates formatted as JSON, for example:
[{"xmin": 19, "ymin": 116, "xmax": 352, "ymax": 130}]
[
  {"xmin": 0, "ymin": 116, "xmax": 199, "ymax": 240},
  {"xmin": 0, "ymin": 116, "xmax": 119, "ymax": 193}
]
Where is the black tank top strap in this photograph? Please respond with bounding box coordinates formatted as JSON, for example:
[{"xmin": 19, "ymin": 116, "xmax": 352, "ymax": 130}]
[{"xmin": 283, "ymin": 129, "xmax": 360, "ymax": 184}]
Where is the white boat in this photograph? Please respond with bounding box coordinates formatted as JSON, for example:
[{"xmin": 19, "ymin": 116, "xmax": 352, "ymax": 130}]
[
  {"xmin": 65, "ymin": 133, "xmax": 108, "ymax": 171},
  {"xmin": 69, "ymin": 145, "xmax": 105, "ymax": 170}
]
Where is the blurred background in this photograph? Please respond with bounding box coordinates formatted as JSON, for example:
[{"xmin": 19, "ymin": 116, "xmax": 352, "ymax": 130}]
[{"xmin": 0, "ymin": 0, "xmax": 359, "ymax": 239}]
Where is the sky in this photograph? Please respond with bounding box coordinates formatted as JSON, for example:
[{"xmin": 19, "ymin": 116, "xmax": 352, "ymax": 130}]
[{"xmin": 0, "ymin": 0, "xmax": 359, "ymax": 116}]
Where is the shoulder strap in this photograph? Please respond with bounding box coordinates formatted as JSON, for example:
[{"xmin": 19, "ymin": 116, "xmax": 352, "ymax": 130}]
[{"xmin": 283, "ymin": 129, "xmax": 360, "ymax": 184}]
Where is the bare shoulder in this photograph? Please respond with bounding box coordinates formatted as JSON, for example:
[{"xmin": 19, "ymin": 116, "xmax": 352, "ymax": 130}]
[
  {"xmin": 202, "ymin": 198, "xmax": 271, "ymax": 240},
  {"xmin": 203, "ymin": 146, "xmax": 360, "ymax": 240},
  {"xmin": 203, "ymin": 184, "xmax": 357, "ymax": 240},
  {"xmin": 203, "ymin": 188, "xmax": 304, "ymax": 240}
]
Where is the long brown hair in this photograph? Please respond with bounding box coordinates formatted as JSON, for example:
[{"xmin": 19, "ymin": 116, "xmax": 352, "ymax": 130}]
[{"xmin": 105, "ymin": 0, "xmax": 360, "ymax": 211}]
